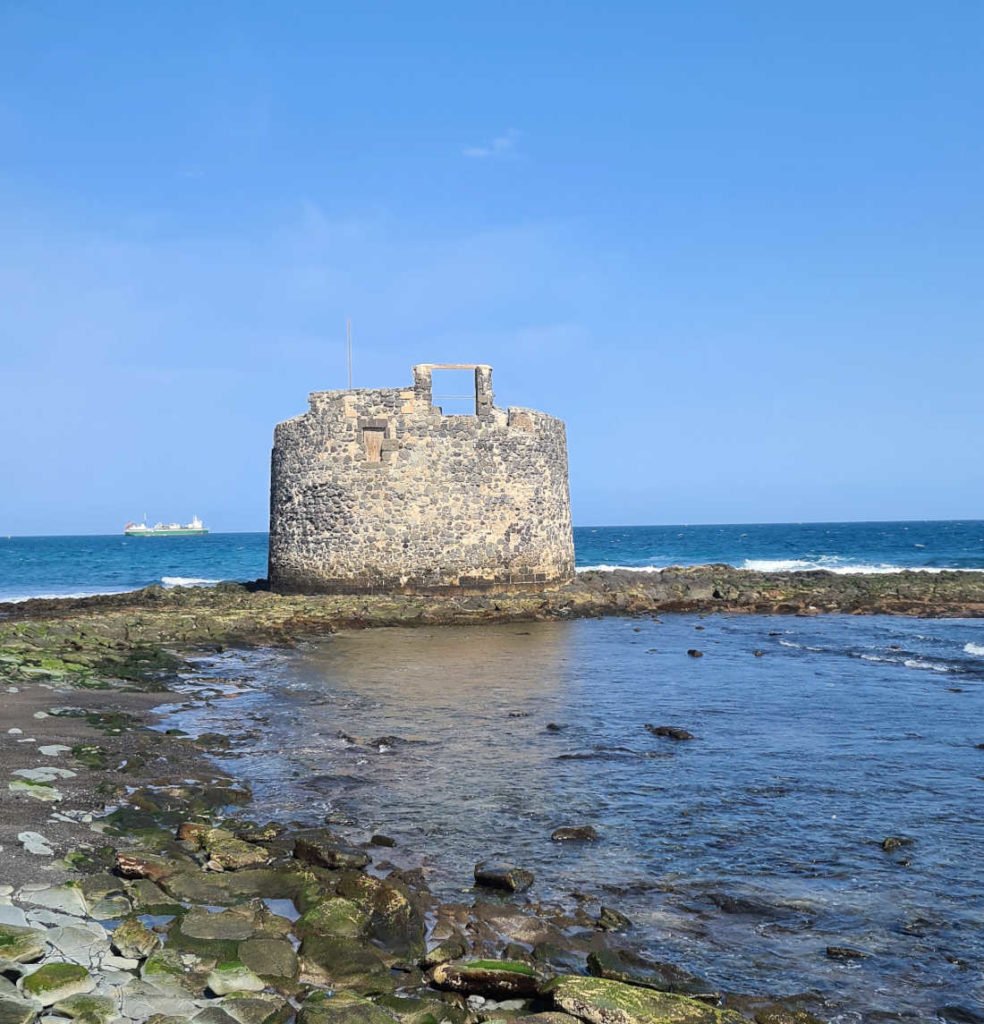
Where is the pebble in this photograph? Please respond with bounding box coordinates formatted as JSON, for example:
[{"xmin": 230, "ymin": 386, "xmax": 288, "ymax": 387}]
[
  {"xmin": 7, "ymin": 687, "xmax": 18, "ymax": 693},
  {"xmin": 33, "ymin": 711, "xmax": 49, "ymax": 719},
  {"xmin": 7, "ymin": 728, "xmax": 23, "ymax": 735},
  {"xmin": 39, "ymin": 745, "xmax": 71, "ymax": 757}
]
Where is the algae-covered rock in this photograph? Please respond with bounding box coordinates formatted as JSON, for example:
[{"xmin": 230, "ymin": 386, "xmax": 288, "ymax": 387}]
[
  {"xmin": 295, "ymin": 897, "xmax": 368, "ymax": 940},
  {"xmin": 430, "ymin": 959, "xmax": 543, "ymax": 999},
  {"xmin": 238, "ymin": 937, "xmax": 299, "ymax": 981},
  {"xmin": 587, "ymin": 949, "xmax": 715, "ymax": 998},
  {"xmin": 376, "ymin": 993, "xmax": 469, "ymax": 1024},
  {"xmin": 112, "ymin": 916, "xmax": 161, "ymax": 959},
  {"xmin": 298, "ymin": 991, "xmax": 397, "ymax": 1024},
  {"xmin": 20, "ymin": 963, "xmax": 94, "ymax": 1006},
  {"xmin": 545, "ymin": 976, "xmax": 746, "ymax": 1024},
  {"xmin": 219, "ymin": 992, "xmax": 292, "ymax": 1024},
  {"xmin": 51, "ymin": 992, "xmax": 117, "ymax": 1023},
  {"xmin": 420, "ymin": 933, "xmax": 467, "ymax": 969},
  {"xmin": 207, "ymin": 961, "xmax": 266, "ymax": 995},
  {"xmin": 335, "ymin": 873, "xmax": 425, "ymax": 959},
  {"xmin": 299, "ymin": 934, "xmax": 394, "ymax": 996},
  {"xmin": 206, "ymin": 828, "xmax": 271, "ymax": 871},
  {"xmin": 0, "ymin": 924, "xmax": 46, "ymax": 965}
]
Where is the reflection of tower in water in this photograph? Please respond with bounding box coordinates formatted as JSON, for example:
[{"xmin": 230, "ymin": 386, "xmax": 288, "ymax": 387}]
[{"xmin": 293, "ymin": 621, "xmax": 580, "ymax": 845}]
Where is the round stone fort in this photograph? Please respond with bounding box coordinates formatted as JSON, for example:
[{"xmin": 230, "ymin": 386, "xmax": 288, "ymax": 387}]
[{"xmin": 268, "ymin": 363, "xmax": 575, "ymax": 593}]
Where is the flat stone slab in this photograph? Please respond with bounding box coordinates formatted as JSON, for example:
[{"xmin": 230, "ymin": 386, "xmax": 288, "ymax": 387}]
[
  {"xmin": 17, "ymin": 832, "xmax": 53, "ymax": 856},
  {"xmin": 18, "ymin": 885, "xmax": 88, "ymax": 918},
  {"xmin": 0, "ymin": 923, "xmax": 47, "ymax": 964}
]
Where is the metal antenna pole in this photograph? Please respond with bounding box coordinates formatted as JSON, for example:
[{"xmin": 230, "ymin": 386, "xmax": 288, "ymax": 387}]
[{"xmin": 346, "ymin": 319, "xmax": 353, "ymax": 389}]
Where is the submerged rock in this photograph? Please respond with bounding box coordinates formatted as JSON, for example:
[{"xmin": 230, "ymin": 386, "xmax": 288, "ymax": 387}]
[
  {"xmin": 545, "ymin": 975, "xmax": 744, "ymax": 1024},
  {"xmin": 687, "ymin": 649, "xmax": 704, "ymax": 658},
  {"xmin": 825, "ymin": 946, "xmax": 868, "ymax": 960},
  {"xmin": 645, "ymin": 724, "xmax": 695, "ymax": 741},
  {"xmin": 474, "ymin": 862, "xmax": 535, "ymax": 893},
  {"xmin": 551, "ymin": 826, "xmax": 600, "ymax": 842},
  {"xmin": 597, "ymin": 907, "xmax": 632, "ymax": 931},
  {"xmin": 880, "ymin": 836, "xmax": 913, "ymax": 853}
]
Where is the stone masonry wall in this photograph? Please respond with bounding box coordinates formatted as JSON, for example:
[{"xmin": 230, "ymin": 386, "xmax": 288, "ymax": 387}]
[{"xmin": 268, "ymin": 364, "xmax": 575, "ymax": 593}]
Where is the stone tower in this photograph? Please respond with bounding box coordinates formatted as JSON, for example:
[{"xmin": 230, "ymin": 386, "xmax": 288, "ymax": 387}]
[{"xmin": 268, "ymin": 363, "xmax": 574, "ymax": 593}]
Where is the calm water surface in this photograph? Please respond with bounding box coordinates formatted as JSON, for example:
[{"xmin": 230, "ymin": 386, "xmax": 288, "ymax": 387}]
[{"xmin": 166, "ymin": 613, "xmax": 984, "ymax": 1023}]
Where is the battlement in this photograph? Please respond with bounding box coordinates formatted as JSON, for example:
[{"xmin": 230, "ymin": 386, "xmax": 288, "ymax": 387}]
[{"xmin": 268, "ymin": 364, "xmax": 574, "ymax": 594}]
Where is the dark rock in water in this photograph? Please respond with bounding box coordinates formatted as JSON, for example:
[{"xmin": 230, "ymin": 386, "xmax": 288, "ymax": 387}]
[
  {"xmin": 597, "ymin": 906, "xmax": 632, "ymax": 931},
  {"xmin": 532, "ymin": 940, "xmax": 584, "ymax": 974},
  {"xmin": 337, "ymin": 731, "xmax": 360, "ymax": 745},
  {"xmin": 645, "ymin": 724, "xmax": 695, "ymax": 741},
  {"xmin": 551, "ymin": 825, "xmax": 600, "ymax": 842},
  {"xmin": 369, "ymin": 834, "xmax": 396, "ymax": 847},
  {"xmin": 508, "ymin": 711, "xmax": 531, "ymax": 718},
  {"xmin": 294, "ymin": 833, "xmax": 370, "ymax": 870},
  {"xmin": 753, "ymin": 1003, "xmax": 825, "ymax": 1024},
  {"xmin": 502, "ymin": 941, "xmax": 530, "ymax": 961},
  {"xmin": 753, "ymin": 650, "xmax": 765, "ymax": 657},
  {"xmin": 687, "ymin": 648, "xmax": 704, "ymax": 658},
  {"xmin": 881, "ymin": 835, "xmax": 913, "ymax": 852},
  {"xmin": 587, "ymin": 948, "xmax": 715, "ymax": 999},
  {"xmin": 975, "ymin": 743, "xmax": 984, "ymax": 750},
  {"xmin": 429, "ymin": 959, "xmax": 543, "ymax": 999},
  {"xmin": 694, "ymin": 625, "xmax": 705, "ymax": 631},
  {"xmin": 474, "ymin": 862, "xmax": 535, "ymax": 893},
  {"xmin": 825, "ymin": 945, "xmax": 868, "ymax": 960},
  {"xmin": 937, "ymin": 1005, "xmax": 984, "ymax": 1024},
  {"xmin": 545, "ymin": 722, "xmax": 566, "ymax": 732}
]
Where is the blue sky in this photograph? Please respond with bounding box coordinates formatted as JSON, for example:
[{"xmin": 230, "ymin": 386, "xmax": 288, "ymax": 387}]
[{"xmin": 1, "ymin": 2, "xmax": 982, "ymax": 534}]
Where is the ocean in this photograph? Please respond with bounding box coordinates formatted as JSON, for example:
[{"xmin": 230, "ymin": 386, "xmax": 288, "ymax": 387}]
[{"xmin": 2, "ymin": 520, "xmax": 984, "ymax": 602}]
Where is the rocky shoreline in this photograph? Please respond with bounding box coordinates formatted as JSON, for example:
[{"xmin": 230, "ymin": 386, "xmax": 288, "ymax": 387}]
[{"xmin": 2, "ymin": 567, "xmax": 983, "ymax": 1024}]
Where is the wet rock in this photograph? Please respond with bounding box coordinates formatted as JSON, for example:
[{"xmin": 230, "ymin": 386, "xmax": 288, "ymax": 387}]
[
  {"xmin": 880, "ymin": 836, "xmax": 913, "ymax": 853},
  {"xmin": 597, "ymin": 907, "xmax": 632, "ymax": 931},
  {"xmin": 825, "ymin": 946, "xmax": 867, "ymax": 960},
  {"xmin": 0, "ymin": 924, "xmax": 47, "ymax": 965},
  {"xmin": 206, "ymin": 828, "xmax": 271, "ymax": 870},
  {"xmin": 551, "ymin": 826, "xmax": 599, "ymax": 842},
  {"xmin": 587, "ymin": 949, "xmax": 715, "ymax": 998},
  {"xmin": 420, "ymin": 933, "xmax": 468, "ymax": 969},
  {"xmin": 753, "ymin": 650, "xmax": 765, "ymax": 657},
  {"xmin": 207, "ymin": 961, "xmax": 266, "ymax": 995},
  {"xmin": 545, "ymin": 723, "xmax": 566, "ymax": 732},
  {"xmin": 178, "ymin": 821, "xmax": 210, "ymax": 844},
  {"xmin": 112, "ymin": 917, "xmax": 160, "ymax": 960},
  {"xmin": 19, "ymin": 964, "xmax": 94, "ymax": 1006},
  {"xmin": 687, "ymin": 649, "xmax": 704, "ymax": 658},
  {"xmin": 545, "ymin": 975, "xmax": 745, "ymax": 1024},
  {"xmin": 238, "ymin": 937, "xmax": 299, "ymax": 980},
  {"xmin": 474, "ymin": 863, "xmax": 535, "ymax": 894},
  {"xmin": 294, "ymin": 834, "xmax": 370, "ymax": 870},
  {"xmin": 370, "ymin": 834, "xmax": 397, "ymax": 848},
  {"xmin": 430, "ymin": 959, "xmax": 543, "ymax": 999},
  {"xmin": 298, "ymin": 991, "xmax": 396, "ymax": 1024},
  {"xmin": 753, "ymin": 1004, "xmax": 825, "ymax": 1024},
  {"xmin": 645, "ymin": 725, "xmax": 695, "ymax": 741},
  {"xmin": 937, "ymin": 1006, "xmax": 984, "ymax": 1024}
]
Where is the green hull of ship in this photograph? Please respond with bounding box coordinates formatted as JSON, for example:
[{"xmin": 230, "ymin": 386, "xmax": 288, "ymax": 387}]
[{"xmin": 124, "ymin": 529, "xmax": 209, "ymax": 537}]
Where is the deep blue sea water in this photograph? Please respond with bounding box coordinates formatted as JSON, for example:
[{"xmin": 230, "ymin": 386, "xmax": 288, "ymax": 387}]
[{"xmin": 2, "ymin": 521, "xmax": 984, "ymax": 602}]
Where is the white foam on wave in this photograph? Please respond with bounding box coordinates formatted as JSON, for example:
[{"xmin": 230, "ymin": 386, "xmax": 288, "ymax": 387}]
[
  {"xmin": 964, "ymin": 642, "xmax": 984, "ymax": 657},
  {"xmin": 161, "ymin": 576, "xmax": 223, "ymax": 587},
  {"xmin": 741, "ymin": 558, "xmax": 976, "ymax": 575},
  {"xmin": 902, "ymin": 658, "xmax": 951, "ymax": 673}
]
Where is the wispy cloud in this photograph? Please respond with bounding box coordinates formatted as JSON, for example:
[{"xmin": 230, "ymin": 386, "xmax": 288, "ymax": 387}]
[{"xmin": 462, "ymin": 130, "xmax": 519, "ymax": 159}]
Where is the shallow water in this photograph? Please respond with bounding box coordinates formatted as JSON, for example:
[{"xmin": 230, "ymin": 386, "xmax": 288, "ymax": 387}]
[{"xmin": 166, "ymin": 614, "xmax": 984, "ymax": 1021}]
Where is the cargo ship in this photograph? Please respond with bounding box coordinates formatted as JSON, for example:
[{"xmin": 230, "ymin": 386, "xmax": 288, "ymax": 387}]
[{"xmin": 124, "ymin": 516, "xmax": 208, "ymax": 537}]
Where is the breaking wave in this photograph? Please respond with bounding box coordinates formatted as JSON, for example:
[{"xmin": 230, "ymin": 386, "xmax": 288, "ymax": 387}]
[
  {"xmin": 964, "ymin": 643, "xmax": 984, "ymax": 657},
  {"xmin": 161, "ymin": 576, "xmax": 223, "ymax": 588}
]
